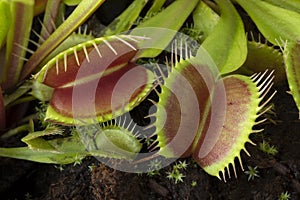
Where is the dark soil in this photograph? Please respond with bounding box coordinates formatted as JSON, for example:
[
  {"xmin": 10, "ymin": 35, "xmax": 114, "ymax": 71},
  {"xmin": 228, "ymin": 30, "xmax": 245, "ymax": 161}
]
[{"xmin": 1, "ymin": 82, "xmax": 300, "ymax": 200}]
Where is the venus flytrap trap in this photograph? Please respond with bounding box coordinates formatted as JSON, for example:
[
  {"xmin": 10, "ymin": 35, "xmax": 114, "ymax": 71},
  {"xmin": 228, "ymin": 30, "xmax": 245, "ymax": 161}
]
[
  {"xmin": 144, "ymin": 40, "xmax": 276, "ymax": 181},
  {"xmin": 34, "ymin": 34, "xmax": 155, "ymax": 124}
]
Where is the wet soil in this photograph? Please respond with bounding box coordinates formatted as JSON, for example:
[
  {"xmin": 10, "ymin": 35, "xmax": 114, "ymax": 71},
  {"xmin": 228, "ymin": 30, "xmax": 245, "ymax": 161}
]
[{"xmin": 1, "ymin": 82, "xmax": 300, "ymax": 200}]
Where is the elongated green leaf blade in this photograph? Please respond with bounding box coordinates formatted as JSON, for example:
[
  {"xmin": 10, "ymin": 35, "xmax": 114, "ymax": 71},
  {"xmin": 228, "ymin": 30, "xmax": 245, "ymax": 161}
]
[
  {"xmin": 201, "ymin": 0, "xmax": 247, "ymax": 75},
  {"xmin": 262, "ymin": 0, "xmax": 300, "ymax": 13},
  {"xmin": 0, "ymin": 0, "xmax": 10, "ymax": 48},
  {"xmin": 132, "ymin": 0, "xmax": 199, "ymax": 59},
  {"xmin": 145, "ymin": 0, "xmax": 166, "ymax": 17},
  {"xmin": 193, "ymin": 0, "xmax": 220, "ymax": 42},
  {"xmin": 236, "ymin": 0, "xmax": 300, "ymax": 45},
  {"xmin": 1, "ymin": 0, "xmax": 34, "ymax": 89},
  {"xmin": 0, "ymin": 147, "xmax": 83, "ymax": 164},
  {"xmin": 100, "ymin": 0, "xmax": 148, "ymax": 36},
  {"xmin": 39, "ymin": 0, "xmax": 62, "ymax": 43}
]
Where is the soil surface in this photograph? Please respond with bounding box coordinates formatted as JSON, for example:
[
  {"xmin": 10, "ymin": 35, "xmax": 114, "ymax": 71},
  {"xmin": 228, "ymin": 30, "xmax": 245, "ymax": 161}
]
[{"xmin": 1, "ymin": 82, "xmax": 300, "ymax": 200}]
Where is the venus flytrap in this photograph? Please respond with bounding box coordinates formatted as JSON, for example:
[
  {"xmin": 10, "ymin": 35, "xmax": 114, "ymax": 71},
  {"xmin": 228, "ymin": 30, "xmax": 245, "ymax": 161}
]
[{"xmin": 2, "ymin": 0, "xmax": 300, "ymax": 183}]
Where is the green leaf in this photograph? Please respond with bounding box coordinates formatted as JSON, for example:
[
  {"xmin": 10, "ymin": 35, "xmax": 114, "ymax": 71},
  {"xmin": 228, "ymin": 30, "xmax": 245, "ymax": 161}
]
[
  {"xmin": 20, "ymin": 0, "xmax": 105, "ymax": 80},
  {"xmin": 63, "ymin": 0, "xmax": 82, "ymax": 6},
  {"xmin": 1, "ymin": 0, "xmax": 34, "ymax": 89},
  {"xmin": 131, "ymin": 0, "xmax": 199, "ymax": 59},
  {"xmin": 236, "ymin": 40, "xmax": 286, "ymax": 84},
  {"xmin": 0, "ymin": 147, "xmax": 83, "ymax": 164},
  {"xmin": 193, "ymin": 0, "xmax": 220, "ymax": 42},
  {"xmin": 236, "ymin": 0, "xmax": 300, "ymax": 45},
  {"xmin": 201, "ymin": 0, "xmax": 247, "ymax": 75},
  {"xmin": 284, "ymin": 41, "xmax": 300, "ymax": 118},
  {"xmin": 145, "ymin": 0, "xmax": 167, "ymax": 17},
  {"xmin": 39, "ymin": 0, "xmax": 62, "ymax": 43},
  {"xmin": 262, "ymin": 0, "xmax": 300, "ymax": 13},
  {"xmin": 99, "ymin": 0, "xmax": 149, "ymax": 36},
  {"xmin": 0, "ymin": 0, "xmax": 10, "ymax": 48}
]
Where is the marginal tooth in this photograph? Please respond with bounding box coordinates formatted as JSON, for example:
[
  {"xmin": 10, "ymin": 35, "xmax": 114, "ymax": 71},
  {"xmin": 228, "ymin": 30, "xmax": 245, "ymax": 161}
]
[
  {"xmin": 252, "ymin": 129, "xmax": 264, "ymax": 133},
  {"xmin": 114, "ymin": 35, "xmax": 137, "ymax": 51},
  {"xmin": 255, "ymin": 118, "xmax": 267, "ymax": 125},
  {"xmin": 216, "ymin": 173, "xmax": 222, "ymax": 181},
  {"xmin": 232, "ymin": 162, "xmax": 237, "ymax": 178},
  {"xmin": 243, "ymin": 148, "xmax": 251, "ymax": 157},
  {"xmin": 73, "ymin": 48, "xmax": 80, "ymax": 66},
  {"xmin": 64, "ymin": 53, "xmax": 67, "ymax": 72},
  {"xmin": 122, "ymin": 116, "xmax": 127, "ymax": 127},
  {"xmin": 32, "ymin": 29, "xmax": 45, "ymax": 42},
  {"xmin": 50, "ymin": 17, "xmax": 57, "ymax": 31},
  {"xmin": 143, "ymin": 123, "xmax": 156, "ymax": 131},
  {"xmin": 123, "ymin": 35, "xmax": 150, "ymax": 42},
  {"xmin": 135, "ymin": 132, "xmax": 141, "ymax": 138},
  {"xmin": 83, "ymin": 45, "xmax": 90, "ymax": 62},
  {"xmin": 14, "ymin": 43, "xmax": 35, "ymax": 54},
  {"xmin": 38, "ymin": 18, "xmax": 51, "ymax": 37},
  {"xmin": 28, "ymin": 38, "xmax": 40, "ymax": 47},
  {"xmin": 248, "ymin": 139, "xmax": 256, "ymax": 146},
  {"xmin": 127, "ymin": 119, "xmax": 133, "ymax": 130},
  {"xmin": 227, "ymin": 166, "xmax": 231, "ymax": 179},
  {"xmin": 153, "ymin": 87, "xmax": 160, "ymax": 96},
  {"xmin": 42, "ymin": 64, "xmax": 49, "ymax": 82},
  {"xmin": 156, "ymin": 63, "xmax": 167, "ymax": 80},
  {"xmin": 222, "ymin": 171, "xmax": 226, "ymax": 183},
  {"xmin": 83, "ymin": 25, "xmax": 88, "ymax": 35},
  {"xmin": 238, "ymin": 156, "xmax": 244, "ymax": 171},
  {"xmin": 255, "ymin": 69, "xmax": 269, "ymax": 84},
  {"xmin": 185, "ymin": 42, "xmax": 188, "ymax": 59},
  {"xmin": 117, "ymin": 116, "xmax": 122, "ymax": 127},
  {"xmin": 12, "ymin": 53, "xmax": 28, "ymax": 61},
  {"xmin": 164, "ymin": 56, "xmax": 172, "ymax": 74},
  {"xmin": 103, "ymin": 39, "xmax": 117, "ymax": 55},
  {"xmin": 144, "ymin": 113, "xmax": 156, "ymax": 118},
  {"xmin": 258, "ymin": 73, "xmax": 274, "ymax": 95},
  {"xmin": 180, "ymin": 39, "xmax": 183, "ymax": 60},
  {"xmin": 259, "ymin": 81, "xmax": 274, "ymax": 98},
  {"xmin": 122, "ymin": 35, "xmax": 139, "ymax": 43},
  {"xmin": 259, "ymin": 91, "xmax": 277, "ymax": 110},
  {"xmin": 257, "ymin": 105, "xmax": 273, "ymax": 117},
  {"xmin": 175, "ymin": 40, "xmax": 179, "ymax": 64},
  {"xmin": 55, "ymin": 57, "xmax": 59, "ymax": 75},
  {"xmin": 251, "ymin": 72, "xmax": 261, "ymax": 82},
  {"xmin": 92, "ymin": 41, "xmax": 102, "ymax": 59},
  {"xmin": 148, "ymin": 99, "xmax": 158, "ymax": 105},
  {"xmin": 148, "ymin": 141, "xmax": 158, "ymax": 151}
]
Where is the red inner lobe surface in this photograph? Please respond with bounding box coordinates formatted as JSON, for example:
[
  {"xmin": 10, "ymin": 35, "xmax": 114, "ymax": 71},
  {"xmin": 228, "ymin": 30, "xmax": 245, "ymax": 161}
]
[
  {"xmin": 43, "ymin": 39, "xmax": 138, "ymax": 88},
  {"xmin": 161, "ymin": 63, "xmax": 213, "ymax": 158},
  {"xmin": 193, "ymin": 77, "xmax": 250, "ymax": 167},
  {"xmin": 42, "ymin": 46, "xmax": 94, "ymax": 88},
  {"xmin": 50, "ymin": 63, "xmax": 150, "ymax": 118}
]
